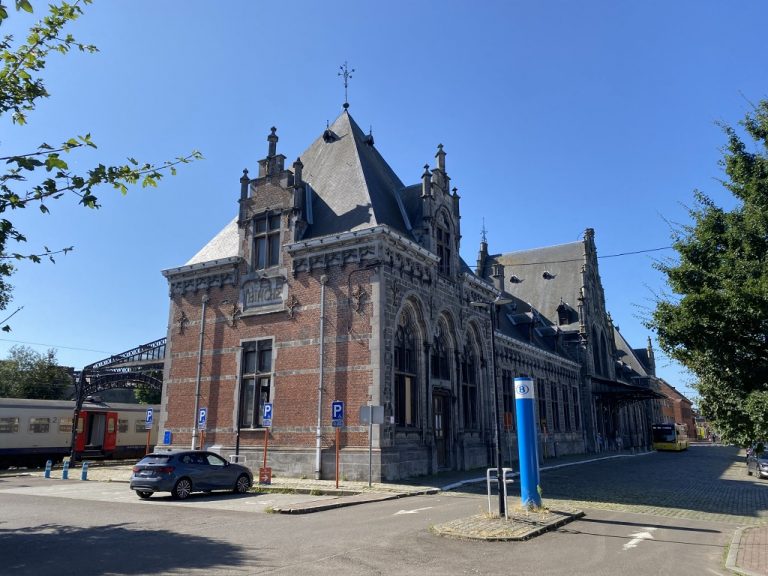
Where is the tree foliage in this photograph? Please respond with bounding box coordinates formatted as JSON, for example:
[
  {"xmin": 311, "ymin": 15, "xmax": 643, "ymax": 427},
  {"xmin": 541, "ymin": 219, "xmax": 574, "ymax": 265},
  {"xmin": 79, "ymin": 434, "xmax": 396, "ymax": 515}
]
[
  {"xmin": 649, "ymin": 101, "xmax": 768, "ymax": 446},
  {"xmin": 0, "ymin": 344, "xmax": 71, "ymax": 398},
  {"xmin": 0, "ymin": 0, "xmax": 201, "ymax": 329},
  {"xmin": 133, "ymin": 380, "xmax": 161, "ymax": 405}
]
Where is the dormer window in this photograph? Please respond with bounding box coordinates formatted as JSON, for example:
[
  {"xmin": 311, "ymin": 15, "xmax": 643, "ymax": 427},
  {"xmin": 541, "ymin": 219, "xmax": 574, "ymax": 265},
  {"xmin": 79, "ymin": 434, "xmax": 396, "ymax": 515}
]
[
  {"xmin": 436, "ymin": 213, "xmax": 452, "ymax": 276},
  {"xmin": 254, "ymin": 212, "xmax": 281, "ymax": 270}
]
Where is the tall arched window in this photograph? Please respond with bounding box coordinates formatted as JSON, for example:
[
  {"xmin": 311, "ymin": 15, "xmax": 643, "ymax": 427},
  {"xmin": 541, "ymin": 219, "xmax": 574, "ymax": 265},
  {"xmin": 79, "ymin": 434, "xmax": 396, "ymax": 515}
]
[
  {"xmin": 394, "ymin": 312, "xmax": 418, "ymax": 427},
  {"xmin": 461, "ymin": 344, "xmax": 478, "ymax": 429},
  {"xmin": 592, "ymin": 327, "xmax": 602, "ymax": 376},
  {"xmin": 431, "ymin": 325, "xmax": 450, "ymax": 381},
  {"xmin": 436, "ymin": 212, "xmax": 452, "ymax": 277}
]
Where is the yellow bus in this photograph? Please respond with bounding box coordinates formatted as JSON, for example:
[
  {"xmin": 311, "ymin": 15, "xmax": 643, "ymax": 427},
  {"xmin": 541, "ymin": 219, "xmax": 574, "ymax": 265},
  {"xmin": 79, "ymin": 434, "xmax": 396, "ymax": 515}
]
[{"xmin": 652, "ymin": 423, "xmax": 689, "ymax": 451}]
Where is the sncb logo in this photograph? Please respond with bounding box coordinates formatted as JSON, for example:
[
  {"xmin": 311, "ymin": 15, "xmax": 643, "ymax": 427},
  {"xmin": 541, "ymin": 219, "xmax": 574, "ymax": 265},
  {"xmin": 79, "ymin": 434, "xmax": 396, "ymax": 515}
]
[{"xmin": 516, "ymin": 384, "xmax": 530, "ymax": 395}]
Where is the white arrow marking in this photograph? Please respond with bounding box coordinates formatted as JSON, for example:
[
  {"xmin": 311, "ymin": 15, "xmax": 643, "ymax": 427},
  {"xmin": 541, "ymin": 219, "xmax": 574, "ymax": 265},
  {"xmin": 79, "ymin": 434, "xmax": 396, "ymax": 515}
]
[
  {"xmin": 394, "ymin": 506, "xmax": 433, "ymax": 515},
  {"xmin": 623, "ymin": 527, "xmax": 657, "ymax": 551}
]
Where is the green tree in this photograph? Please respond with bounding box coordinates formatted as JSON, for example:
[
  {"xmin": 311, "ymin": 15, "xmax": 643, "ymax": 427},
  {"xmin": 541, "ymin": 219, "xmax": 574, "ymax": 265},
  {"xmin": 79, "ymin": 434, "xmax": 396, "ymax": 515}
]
[
  {"xmin": 133, "ymin": 380, "xmax": 161, "ymax": 405},
  {"xmin": 0, "ymin": 0, "xmax": 201, "ymax": 330},
  {"xmin": 649, "ymin": 101, "xmax": 768, "ymax": 446},
  {"xmin": 0, "ymin": 344, "xmax": 71, "ymax": 398}
]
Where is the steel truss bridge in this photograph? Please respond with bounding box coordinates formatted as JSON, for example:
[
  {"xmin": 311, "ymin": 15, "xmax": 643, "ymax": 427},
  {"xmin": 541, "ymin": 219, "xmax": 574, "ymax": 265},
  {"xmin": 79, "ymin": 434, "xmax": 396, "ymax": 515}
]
[{"xmin": 69, "ymin": 337, "xmax": 166, "ymax": 458}]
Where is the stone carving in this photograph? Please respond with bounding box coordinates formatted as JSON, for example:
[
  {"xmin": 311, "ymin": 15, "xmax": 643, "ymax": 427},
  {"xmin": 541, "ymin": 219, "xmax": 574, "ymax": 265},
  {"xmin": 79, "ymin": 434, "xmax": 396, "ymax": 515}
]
[
  {"xmin": 351, "ymin": 285, "xmax": 367, "ymax": 313},
  {"xmin": 286, "ymin": 294, "xmax": 300, "ymax": 318},
  {"xmin": 176, "ymin": 311, "xmax": 189, "ymax": 334},
  {"xmin": 242, "ymin": 276, "xmax": 285, "ymax": 310}
]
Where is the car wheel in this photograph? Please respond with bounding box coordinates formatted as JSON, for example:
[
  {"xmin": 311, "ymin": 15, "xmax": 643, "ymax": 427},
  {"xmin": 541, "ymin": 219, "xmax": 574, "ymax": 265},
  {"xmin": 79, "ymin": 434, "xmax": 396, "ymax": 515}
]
[
  {"xmin": 172, "ymin": 478, "xmax": 193, "ymax": 500},
  {"xmin": 136, "ymin": 490, "xmax": 153, "ymax": 500},
  {"xmin": 234, "ymin": 474, "xmax": 251, "ymax": 494}
]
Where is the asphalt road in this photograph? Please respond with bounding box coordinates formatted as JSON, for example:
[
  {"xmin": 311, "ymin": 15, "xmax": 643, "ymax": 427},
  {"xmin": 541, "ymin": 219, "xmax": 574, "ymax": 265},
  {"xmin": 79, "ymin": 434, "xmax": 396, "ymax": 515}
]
[{"xmin": 0, "ymin": 445, "xmax": 764, "ymax": 576}]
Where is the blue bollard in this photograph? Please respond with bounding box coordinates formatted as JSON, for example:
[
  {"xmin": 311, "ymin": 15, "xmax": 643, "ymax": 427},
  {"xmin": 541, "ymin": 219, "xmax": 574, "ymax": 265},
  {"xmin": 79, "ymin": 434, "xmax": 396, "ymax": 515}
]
[
  {"xmin": 80, "ymin": 461, "xmax": 89, "ymax": 481},
  {"xmin": 62, "ymin": 459, "xmax": 69, "ymax": 480},
  {"xmin": 44, "ymin": 460, "xmax": 52, "ymax": 479}
]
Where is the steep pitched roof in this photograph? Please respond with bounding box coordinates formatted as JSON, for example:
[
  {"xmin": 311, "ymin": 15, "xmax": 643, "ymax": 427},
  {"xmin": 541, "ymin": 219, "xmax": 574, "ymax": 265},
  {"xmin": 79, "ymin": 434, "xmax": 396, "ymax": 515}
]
[
  {"xmin": 185, "ymin": 217, "xmax": 239, "ymax": 265},
  {"xmin": 613, "ymin": 326, "xmax": 650, "ymax": 377},
  {"xmin": 299, "ymin": 111, "xmax": 411, "ymax": 239},
  {"xmin": 491, "ymin": 240, "xmax": 586, "ymax": 331}
]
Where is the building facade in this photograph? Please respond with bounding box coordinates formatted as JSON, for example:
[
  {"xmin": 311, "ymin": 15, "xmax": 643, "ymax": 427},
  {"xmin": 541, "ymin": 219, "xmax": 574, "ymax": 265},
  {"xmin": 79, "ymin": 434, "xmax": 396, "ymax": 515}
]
[{"xmin": 159, "ymin": 109, "xmax": 663, "ymax": 481}]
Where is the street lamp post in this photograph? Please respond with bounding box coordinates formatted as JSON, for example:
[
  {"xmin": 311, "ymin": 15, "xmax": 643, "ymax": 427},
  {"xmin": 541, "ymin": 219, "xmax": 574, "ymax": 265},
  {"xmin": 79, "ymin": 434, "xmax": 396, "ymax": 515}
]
[{"xmin": 471, "ymin": 295, "xmax": 512, "ymax": 518}]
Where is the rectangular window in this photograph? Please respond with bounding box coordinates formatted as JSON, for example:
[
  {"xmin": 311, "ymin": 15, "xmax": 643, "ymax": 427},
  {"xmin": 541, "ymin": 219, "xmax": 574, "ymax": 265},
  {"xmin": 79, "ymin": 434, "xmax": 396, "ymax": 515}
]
[
  {"xmin": 461, "ymin": 355, "xmax": 477, "ymax": 429},
  {"xmin": 395, "ymin": 375, "xmax": 414, "ymax": 426},
  {"xmin": 502, "ymin": 370, "xmax": 515, "ymax": 432},
  {"xmin": 253, "ymin": 213, "xmax": 281, "ymax": 270},
  {"xmin": 563, "ymin": 385, "xmax": 571, "ymax": 432},
  {"xmin": 29, "ymin": 417, "xmax": 50, "ymax": 433},
  {"xmin": 0, "ymin": 417, "xmax": 19, "ymax": 433},
  {"xmin": 118, "ymin": 419, "xmax": 129, "ymax": 433},
  {"xmin": 537, "ymin": 381, "xmax": 548, "ymax": 433},
  {"xmin": 59, "ymin": 418, "xmax": 73, "ymax": 433},
  {"xmin": 551, "ymin": 383, "xmax": 561, "ymax": 432},
  {"xmin": 135, "ymin": 420, "xmax": 146, "ymax": 433},
  {"xmin": 572, "ymin": 387, "xmax": 580, "ymax": 430},
  {"xmin": 239, "ymin": 340, "xmax": 273, "ymax": 428}
]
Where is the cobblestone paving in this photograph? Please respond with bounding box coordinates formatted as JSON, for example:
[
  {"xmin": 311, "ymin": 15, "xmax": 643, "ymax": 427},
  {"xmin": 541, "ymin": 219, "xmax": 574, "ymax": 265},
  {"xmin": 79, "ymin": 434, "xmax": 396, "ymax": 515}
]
[{"xmin": 450, "ymin": 445, "xmax": 768, "ymax": 526}]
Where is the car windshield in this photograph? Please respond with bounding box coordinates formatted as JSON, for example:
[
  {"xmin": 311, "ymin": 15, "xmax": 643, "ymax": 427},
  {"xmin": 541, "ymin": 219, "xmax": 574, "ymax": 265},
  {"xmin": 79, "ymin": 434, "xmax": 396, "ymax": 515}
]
[{"xmin": 137, "ymin": 454, "xmax": 173, "ymax": 465}]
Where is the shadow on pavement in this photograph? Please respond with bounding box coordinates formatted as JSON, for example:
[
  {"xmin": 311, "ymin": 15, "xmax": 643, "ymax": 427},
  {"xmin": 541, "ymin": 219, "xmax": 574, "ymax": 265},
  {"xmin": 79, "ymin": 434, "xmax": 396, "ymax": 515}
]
[{"xmin": 0, "ymin": 522, "xmax": 250, "ymax": 575}]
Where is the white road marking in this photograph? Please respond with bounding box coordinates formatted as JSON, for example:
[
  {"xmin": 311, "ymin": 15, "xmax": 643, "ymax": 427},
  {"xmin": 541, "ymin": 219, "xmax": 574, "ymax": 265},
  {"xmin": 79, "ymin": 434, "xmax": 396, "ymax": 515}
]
[
  {"xmin": 623, "ymin": 527, "xmax": 657, "ymax": 551},
  {"xmin": 393, "ymin": 506, "xmax": 433, "ymax": 515}
]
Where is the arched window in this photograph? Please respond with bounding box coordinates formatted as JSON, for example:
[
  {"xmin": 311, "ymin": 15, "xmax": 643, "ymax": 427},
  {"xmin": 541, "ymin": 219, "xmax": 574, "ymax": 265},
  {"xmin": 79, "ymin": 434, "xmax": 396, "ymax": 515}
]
[
  {"xmin": 592, "ymin": 327, "xmax": 602, "ymax": 376},
  {"xmin": 431, "ymin": 325, "xmax": 450, "ymax": 381},
  {"xmin": 394, "ymin": 312, "xmax": 418, "ymax": 427},
  {"xmin": 461, "ymin": 344, "xmax": 478, "ymax": 429},
  {"xmin": 436, "ymin": 212, "xmax": 452, "ymax": 277}
]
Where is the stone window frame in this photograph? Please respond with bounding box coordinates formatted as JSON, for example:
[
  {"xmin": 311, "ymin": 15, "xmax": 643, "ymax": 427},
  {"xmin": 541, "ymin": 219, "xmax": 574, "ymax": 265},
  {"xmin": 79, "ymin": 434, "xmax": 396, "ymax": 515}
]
[
  {"xmin": 239, "ymin": 339, "xmax": 274, "ymax": 429},
  {"xmin": 461, "ymin": 337, "xmax": 480, "ymax": 431},
  {"xmin": 252, "ymin": 211, "xmax": 282, "ymax": 271},
  {"xmin": 394, "ymin": 312, "xmax": 419, "ymax": 428},
  {"xmin": 435, "ymin": 210, "xmax": 453, "ymax": 277}
]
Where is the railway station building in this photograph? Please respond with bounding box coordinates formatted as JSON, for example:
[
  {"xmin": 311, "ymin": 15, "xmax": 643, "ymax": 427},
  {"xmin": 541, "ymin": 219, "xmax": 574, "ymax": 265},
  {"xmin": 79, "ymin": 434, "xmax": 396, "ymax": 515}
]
[{"xmin": 158, "ymin": 108, "xmax": 664, "ymax": 481}]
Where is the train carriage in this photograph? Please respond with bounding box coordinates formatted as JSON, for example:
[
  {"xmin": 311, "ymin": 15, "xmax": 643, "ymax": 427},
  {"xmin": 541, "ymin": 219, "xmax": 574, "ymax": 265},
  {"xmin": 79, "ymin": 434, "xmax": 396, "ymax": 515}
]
[{"xmin": 0, "ymin": 398, "xmax": 159, "ymax": 468}]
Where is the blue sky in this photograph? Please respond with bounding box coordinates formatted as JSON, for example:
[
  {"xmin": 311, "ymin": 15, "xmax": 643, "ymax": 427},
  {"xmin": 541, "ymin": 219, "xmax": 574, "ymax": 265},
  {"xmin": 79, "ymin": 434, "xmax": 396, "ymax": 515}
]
[{"xmin": 2, "ymin": 1, "xmax": 767, "ymax": 401}]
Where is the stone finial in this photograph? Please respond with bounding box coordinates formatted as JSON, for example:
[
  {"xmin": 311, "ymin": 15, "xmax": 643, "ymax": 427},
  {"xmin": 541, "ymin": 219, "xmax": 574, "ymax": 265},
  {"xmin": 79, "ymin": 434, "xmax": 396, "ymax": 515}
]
[
  {"xmin": 435, "ymin": 143, "xmax": 446, "ymax": 172},
  {"xmin": 240, "ymin": 169, "xmax": 250, "ymax": 202},
  {"xmin": 293, "ymin": 157, "xmax": 303, "ymax": 187},
  {"xmin": 421, "ymin": 164, "xmax": 431, "ymax": 198},
  {"xmin": 267, "ymin": 126, "xmax": 278, "ymax": 157}
]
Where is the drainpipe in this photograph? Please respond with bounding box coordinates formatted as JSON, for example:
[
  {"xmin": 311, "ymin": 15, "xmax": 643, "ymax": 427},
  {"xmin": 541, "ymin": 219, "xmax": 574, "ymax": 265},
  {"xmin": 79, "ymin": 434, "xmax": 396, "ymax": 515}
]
[
  {"xmin": 192, "ymin": 294, "xmax": 209, "ymax": 450},
  {"xmin": 315, "ymin": 275, "xmax": 328, "ymax": 479}
]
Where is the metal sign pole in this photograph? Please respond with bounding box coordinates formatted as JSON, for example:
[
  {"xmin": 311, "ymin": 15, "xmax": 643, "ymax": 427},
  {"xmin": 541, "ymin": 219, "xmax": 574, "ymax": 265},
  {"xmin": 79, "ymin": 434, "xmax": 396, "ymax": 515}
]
[
  {"xmin": 335, "ymin": 427, "xmax": 340, "ymax": 489},
  {"xmin": 368, "ymin": 405, "xmax": 373, "ymax": 487}
]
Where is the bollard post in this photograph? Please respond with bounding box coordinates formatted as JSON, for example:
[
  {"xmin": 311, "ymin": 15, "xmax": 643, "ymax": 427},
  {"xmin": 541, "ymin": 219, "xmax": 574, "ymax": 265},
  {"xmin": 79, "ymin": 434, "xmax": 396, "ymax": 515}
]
[
  {"xmin": 80, "ymin": 461, "xmax": 89, "ymax": 481},
  {"xmin": 62, "ymin": 459, "xmax": 70, "ymax": 480},
  {"xmin": 44, "ymin": 460, "xmax": 52, "ymax": 479}
]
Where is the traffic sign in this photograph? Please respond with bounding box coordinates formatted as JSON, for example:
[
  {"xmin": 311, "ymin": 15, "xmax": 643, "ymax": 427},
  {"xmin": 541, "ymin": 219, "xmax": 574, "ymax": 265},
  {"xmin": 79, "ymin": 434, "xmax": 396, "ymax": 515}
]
[
  {"xmin": 359, "ymin": 405, "xmax": 384, "ymax": 424},
  {"xmin": 262, "ymin": 402, "xmax": 273, "ymax": 427},
  {"xmin": 198, "ymin": 407, "xmax": 207, "ymax": 430},
  {"xmin": 331, "ymin": 400, "xmax": 344, "ymax": 427},
  {"xmin": 145, "ymin": 408, "xmax": 154, "ymax": 430}
]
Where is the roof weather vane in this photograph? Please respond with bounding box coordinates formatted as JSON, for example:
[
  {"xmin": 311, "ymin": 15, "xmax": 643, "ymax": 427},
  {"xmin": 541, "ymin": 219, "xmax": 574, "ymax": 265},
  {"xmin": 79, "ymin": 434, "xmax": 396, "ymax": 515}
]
[{"xmin": 338, "ymin": 61, "xmax": 354, "ymax": 110}]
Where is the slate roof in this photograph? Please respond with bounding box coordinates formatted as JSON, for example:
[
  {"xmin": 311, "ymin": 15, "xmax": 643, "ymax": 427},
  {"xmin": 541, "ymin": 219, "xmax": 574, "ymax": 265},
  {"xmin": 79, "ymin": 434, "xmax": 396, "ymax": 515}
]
[
  {"xmin": 300, "ymin": 111, "xmax": 411, "ymax": 239},
  {"xmin": 490, "ymin": 241, "xmax": 586, "ymax": 331},
  {"xmin": 185, "ymin": 217, "xmax": 239, "ymax": 265},
  {"xmin": 612, "ymin": 326, "xmax": 649, "ymax": 378}
]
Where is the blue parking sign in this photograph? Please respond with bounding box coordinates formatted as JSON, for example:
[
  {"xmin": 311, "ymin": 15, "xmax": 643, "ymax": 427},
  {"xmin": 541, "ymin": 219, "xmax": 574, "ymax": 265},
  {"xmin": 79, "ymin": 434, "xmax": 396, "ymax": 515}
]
[
  {"xmin": 145, "ymin": 408, "xmax": 154, "ymax": 430},
  {"xmin": 262, "ymin": 403, "xmax": 273, "ymax": 427},
  {"xmin": 331, "ymin": 400, "xmax": 344, "ymax": 427},
  {"xmin": 198, "ymin": 407, "xmax": 207, "ymax": 430}
]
